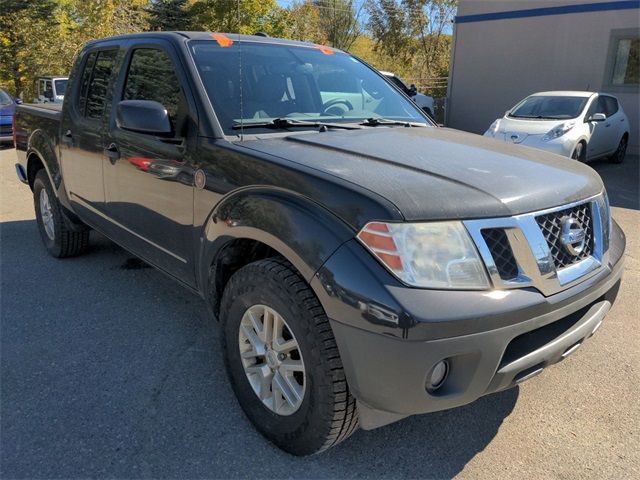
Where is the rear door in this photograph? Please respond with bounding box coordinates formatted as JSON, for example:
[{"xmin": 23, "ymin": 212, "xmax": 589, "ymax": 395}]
[
  {"xmin": 103, "ymin": 42, "xmax": 197, "ymax": 283},
  {"xmin": 60, "ymin": 48, "xmax": 119, "ymax": 221}
]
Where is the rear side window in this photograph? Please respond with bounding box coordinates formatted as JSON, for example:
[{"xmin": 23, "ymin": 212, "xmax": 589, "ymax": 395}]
[
  {"xmin": 85, "ymin": 50, "xmax": 118, "ymax": 119},
  {"xmin": 122, "ymin": 48, "xmax": 182, "ymax": 125},
  {"xmin": 602, "ymin": 96, "xmax": 619, "ymax": 116},
  {"xmin": 77, "ymin": 52, "xmax": 97, "ymax": 114}
]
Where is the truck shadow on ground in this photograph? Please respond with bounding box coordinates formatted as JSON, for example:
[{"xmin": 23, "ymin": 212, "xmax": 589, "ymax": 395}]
[{"xmin": 1, "ymin": 219, "xmax": 518, "ymax": 479}]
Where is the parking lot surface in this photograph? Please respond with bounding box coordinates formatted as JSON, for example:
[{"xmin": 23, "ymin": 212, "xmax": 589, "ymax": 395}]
[{"xmin": 1, "ymin": 146, "xmax": 638, "ymax": 479}]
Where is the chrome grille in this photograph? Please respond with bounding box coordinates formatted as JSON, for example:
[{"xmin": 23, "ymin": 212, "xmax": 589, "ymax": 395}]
[
  {"xmin": 482, "ymin": 228, "xmax": 518, "ymax": 281},
  {"xmin": 536, "ymin": 203, "xmax": 594, "ymax": 269},
  {"xmin": 464, "ymin": 194, "xmax": 610, "ymax": 297}
]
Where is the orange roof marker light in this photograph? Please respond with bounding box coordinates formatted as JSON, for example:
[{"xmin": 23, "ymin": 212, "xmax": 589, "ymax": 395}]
[
  {"xmin": 315, "ymin": 44, "xmax": 334, "ymax": 55},
  {"xmin": 211, "ymin": 32, "xmax": 233, "ymax": 48}
]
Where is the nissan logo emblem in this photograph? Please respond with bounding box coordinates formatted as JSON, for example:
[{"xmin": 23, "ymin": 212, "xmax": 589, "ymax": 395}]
[{"xmin": 560, "ymin": 216, "xmax": 586, "ymax": 256}]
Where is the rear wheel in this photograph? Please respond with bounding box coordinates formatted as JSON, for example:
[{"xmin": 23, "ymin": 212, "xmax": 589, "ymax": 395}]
[
  {"xmin": 611, "ymin": 135, "xmax": 627, "ymax": 164},
  {"xmin": 571, "ymin": 141, "xmax": 586, "ymax": 162},
  {"xmin": 220, "ymin": 258, "xmax": 358, "ymax": 455},
  {"xmin": 33, "ymin": 170, "xmax": 89, "ymax": 258}
]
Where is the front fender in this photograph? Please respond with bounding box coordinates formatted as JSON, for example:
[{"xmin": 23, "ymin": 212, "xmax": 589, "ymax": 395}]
[{"xmin": 198, "ymin": 188, "xmax": 355, "ymax": 295}]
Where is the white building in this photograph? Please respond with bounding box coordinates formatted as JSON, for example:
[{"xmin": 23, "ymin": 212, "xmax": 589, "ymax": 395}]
[{"xmin": 447, "ymin": 0, "xmax": 639, "ymax": 150}]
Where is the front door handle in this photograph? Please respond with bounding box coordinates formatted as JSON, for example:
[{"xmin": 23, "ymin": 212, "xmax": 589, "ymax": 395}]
[{"xmin": 104, "ymin": 143, "xmax": 120, "ymax": 163}]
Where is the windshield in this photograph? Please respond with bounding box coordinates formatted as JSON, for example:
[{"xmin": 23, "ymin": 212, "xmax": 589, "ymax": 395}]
[
  {"xmin": 509, "ymin": 95, "xmax": 589, "ymax": 119},
  {"xmin": 0, "ymin": 89, "xmax": 12, "ymax": 105},
  {"xmin": 54, "ymin": 79, "xmax": 68, "ymax": 96},
  {"xmin": 189, "ymin": 40, "xmax": 427, "ymax": 135}
]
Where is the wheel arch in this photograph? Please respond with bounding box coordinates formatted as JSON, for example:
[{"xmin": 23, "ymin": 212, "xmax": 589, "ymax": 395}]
[{"xmin": 198, "ymin": 188, "xmax": 355, "ymax": 317}]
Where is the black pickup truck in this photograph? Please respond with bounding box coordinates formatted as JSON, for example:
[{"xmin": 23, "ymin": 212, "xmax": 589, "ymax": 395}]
[{"xmin": 14, "ymin": 32, "xmax": 625, "ymax": 455}]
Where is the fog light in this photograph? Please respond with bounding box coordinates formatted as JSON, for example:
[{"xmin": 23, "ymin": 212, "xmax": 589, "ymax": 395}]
[{"xmin": 427, "ymin": 360, "xmax": 449, "ymax": 392}]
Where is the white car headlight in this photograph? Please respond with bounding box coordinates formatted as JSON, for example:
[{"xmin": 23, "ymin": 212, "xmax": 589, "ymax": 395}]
[
  {"xmin": 542, "ymin": 121, "xmax": 575, "ymax": 141},
  {"xmin": 484, "ymin": 120, "xmax": 500, "ymax": 137},
  {"xmin": 357, "ymin": 221, "xmax": 490, "ymax": 289}
]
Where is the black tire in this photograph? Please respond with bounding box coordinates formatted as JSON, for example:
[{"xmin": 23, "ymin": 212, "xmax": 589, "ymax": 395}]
[
  {"xmin": 220, "ymin": 258, "xmax": 358, "ymax": 455},
  {"xmin": 33, "ymin": 169, "xmax": 89, "ymax": 258},
  {"xmin": 610, "ymin": 135, "xmax": 627, "ymax": 164},
  {"xmin": 571, "ymin": 141, "xmax": 587, "ymax": 162}
]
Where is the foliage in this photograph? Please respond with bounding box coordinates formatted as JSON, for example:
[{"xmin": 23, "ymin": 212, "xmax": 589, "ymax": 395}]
[
  {"xmin": 0, "ymin": 0, "xmax": 457, "ymax": 101},
  {"xmin": 146, "ymin": 0, "xmax": 192, "ymax": 31}
]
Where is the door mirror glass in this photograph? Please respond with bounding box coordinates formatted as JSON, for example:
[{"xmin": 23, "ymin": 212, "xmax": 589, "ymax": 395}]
[
  {"xmin": 587, "ymin": 112, "xmax": 607, "ymax": 122},
  {"xmin": 116, "ymin": 100, "xmax": 172, "ymax": 135}
]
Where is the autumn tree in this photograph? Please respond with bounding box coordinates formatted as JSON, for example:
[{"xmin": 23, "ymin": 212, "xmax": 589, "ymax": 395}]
[{"xmin": 313, "ymin": 0, "xmax": 363, "ymax": 50}]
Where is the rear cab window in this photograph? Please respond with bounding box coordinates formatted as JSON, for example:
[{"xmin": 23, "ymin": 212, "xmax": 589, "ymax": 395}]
[{"xmin": 76, "ymin": 49, "xmax": 118, "ymax": 119}]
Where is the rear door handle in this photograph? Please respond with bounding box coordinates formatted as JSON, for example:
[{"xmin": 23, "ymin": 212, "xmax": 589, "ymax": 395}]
[{"xmin": 104, "ymin": 143, "xmax": 120, "ymax": 163}]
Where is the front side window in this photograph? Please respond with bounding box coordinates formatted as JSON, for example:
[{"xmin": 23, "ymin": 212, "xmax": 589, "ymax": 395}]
[
  {"xmin": 189, "ymin": 40, "xmax": 426, "ymax": 135},
  {"xmin": 612, "ymin": 37, "xmax": 639, "ymax": 86},
  {"xmin": 586, "ymin": 97, "xmax": 606, "ymax": 118},
  {"xmin": 509, "ymin": 96, "xmax": 589, "ymax": 120},
  {"xmin": 85, "ymin": 50, "xmax": 118, "ymax": 119},
  {"xmin": 602, "ymin": 96, "xmax": 619, "ymax": 116},
  {"xmin": 122, "ymin": 48, "xmax": 182, "ymax": 126}
]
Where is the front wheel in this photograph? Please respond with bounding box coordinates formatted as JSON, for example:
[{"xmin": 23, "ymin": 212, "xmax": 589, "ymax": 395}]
[
  {"xmin": 220, "ymin": 258, "xmax": 358, "ymax": 455},
  {"xmin": 611, "ymin": 136, "xmax": 627, "ymax": 164}
]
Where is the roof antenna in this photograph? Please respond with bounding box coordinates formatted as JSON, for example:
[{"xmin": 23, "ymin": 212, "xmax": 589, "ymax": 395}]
[{"xmin": 238, "ymin": 0, "xmax": 244, "ymax": 141}]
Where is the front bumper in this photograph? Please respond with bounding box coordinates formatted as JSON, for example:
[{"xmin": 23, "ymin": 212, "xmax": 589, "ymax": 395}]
[{"xmin": 311, "ymin": 221, "xmax": 625, "ymax": 429}]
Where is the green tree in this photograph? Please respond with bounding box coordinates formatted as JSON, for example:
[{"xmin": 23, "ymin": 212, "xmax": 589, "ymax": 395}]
[
  {"xmin": 189, "ymin": 0, "xmax": 286, "ymax": 37},
  {"xmin": 0, "ymin": 0, "xmax": 58, "ymax": 97},
  {"xmin": 146, "ymin": 0, "xmax": 192, "ymax": 31}
]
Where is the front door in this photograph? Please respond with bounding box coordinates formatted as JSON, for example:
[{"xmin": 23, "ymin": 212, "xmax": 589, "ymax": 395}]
[
  {"xmin": 585, "ymin": 96, "xmax": 611, "ymax": 159},
  {"xmin": 104, "ymin": 44, "xmax": 196, "ymax": 283}
]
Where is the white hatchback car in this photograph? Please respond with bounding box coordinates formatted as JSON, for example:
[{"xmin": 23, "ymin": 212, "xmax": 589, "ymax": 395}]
[{"xmin": 484, "ymin": 91, "xmax": 629, "ymax": 163}]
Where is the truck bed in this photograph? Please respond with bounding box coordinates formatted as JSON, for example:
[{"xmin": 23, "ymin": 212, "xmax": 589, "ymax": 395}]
[{"xmin": 17, "ymin": 103, "xmax": 62, "ymax": 120}]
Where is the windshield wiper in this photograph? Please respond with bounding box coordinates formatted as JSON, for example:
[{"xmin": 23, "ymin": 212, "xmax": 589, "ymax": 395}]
[
  {"xmin": 232, "ymin": 118, "xmax": 361, "ymax": 130},
  {"xmin": 359, "ymin": 117, "xmax": 426, "ymax": 127}
]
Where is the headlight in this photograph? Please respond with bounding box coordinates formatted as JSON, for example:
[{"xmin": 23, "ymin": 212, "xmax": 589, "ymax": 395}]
[
  {"xmin": 357, "ymin": 221, "xmax": 490, "ymax": 289},
  {"xmin": 484, "ymin": 120, "xmax": 500, "ymax": 137},
  {"xmin": 542, "ymin": 121, "xmax": 575, "ymax": 141}
]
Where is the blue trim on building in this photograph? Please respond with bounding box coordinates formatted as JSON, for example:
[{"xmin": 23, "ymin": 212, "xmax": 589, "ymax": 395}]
[{"xmin": 455, "ymin": 0, "xmax": 640, "ymax": 24}]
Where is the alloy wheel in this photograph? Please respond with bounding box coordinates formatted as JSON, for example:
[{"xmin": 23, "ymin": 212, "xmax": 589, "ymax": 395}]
[
  {"xmin": 39, "ymin": 188, "xmax": 55, "ymax": 240},
  {"xmin": 238, "ymin": 304, "xmax": 306, "ymax": 416}
]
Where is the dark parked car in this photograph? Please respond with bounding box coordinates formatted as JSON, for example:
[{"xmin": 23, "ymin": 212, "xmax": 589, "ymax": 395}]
[
  {"xmin": 14, "ymin": 33, "xmax": 625, "ymax": 455},
  {"xmin": 0, "ymin": 88, "xmax": 18, "ymax": 143}
]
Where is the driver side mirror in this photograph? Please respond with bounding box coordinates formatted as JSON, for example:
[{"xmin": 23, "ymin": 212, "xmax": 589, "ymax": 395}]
[
  {"xmin": 408, "ymin": 84, "xmax": 417, "ymax": 96},
  {"xmin": 587, "ymin": 113, "xmax": 606, "ymax": 122},
  {"xmin": 116, "ymin": 100, "xmax": 172, "ymax": 135}
]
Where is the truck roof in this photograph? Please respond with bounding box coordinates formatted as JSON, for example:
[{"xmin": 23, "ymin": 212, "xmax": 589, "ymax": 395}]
[{"xmin": 86, "ymin": 31, "xmax": 335, "ymax": 51}]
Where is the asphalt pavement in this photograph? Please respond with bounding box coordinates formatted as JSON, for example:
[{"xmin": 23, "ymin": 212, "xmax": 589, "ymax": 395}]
[{"xmin": 1, "ymin": 146, "xmax": 638, "ymax": 479}]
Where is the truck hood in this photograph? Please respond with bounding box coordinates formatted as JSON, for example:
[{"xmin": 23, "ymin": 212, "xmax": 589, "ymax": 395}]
[{"xmin": 240, "ymin": 126, "xmax": 603, "ymax": 221}]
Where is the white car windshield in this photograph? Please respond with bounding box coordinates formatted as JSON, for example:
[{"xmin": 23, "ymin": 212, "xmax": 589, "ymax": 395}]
[
  {"xmin": 189, "ymin": 39, "xmax": 427, "ymax": 134},
  {"xmin": 509, "ymin": 96, "xmax": 589, "ymax": 120}
]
